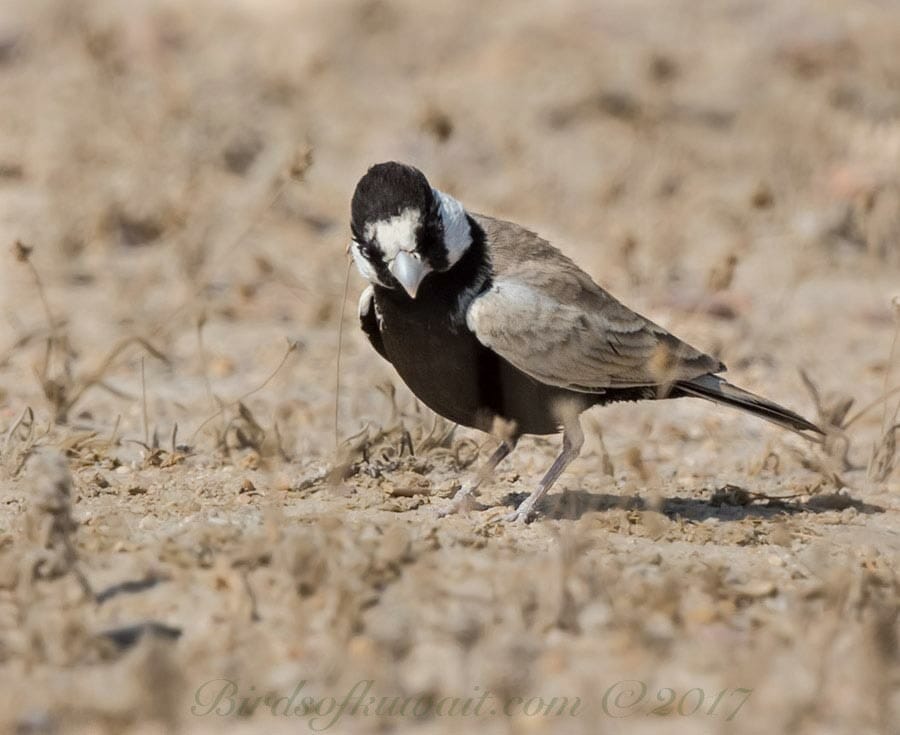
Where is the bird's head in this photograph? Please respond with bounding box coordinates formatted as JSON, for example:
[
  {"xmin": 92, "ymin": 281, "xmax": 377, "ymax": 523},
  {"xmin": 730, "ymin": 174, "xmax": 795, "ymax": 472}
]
[{"xmin": 349, "ymin": 162, "xmax": 472, "ymax": 298}]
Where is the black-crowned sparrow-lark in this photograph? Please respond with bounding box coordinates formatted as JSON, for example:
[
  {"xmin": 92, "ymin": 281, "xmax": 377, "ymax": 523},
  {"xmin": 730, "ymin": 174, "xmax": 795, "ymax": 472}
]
[{"xmin": 349, "ymin": 162, "xmax": 821, "ymax": 523}]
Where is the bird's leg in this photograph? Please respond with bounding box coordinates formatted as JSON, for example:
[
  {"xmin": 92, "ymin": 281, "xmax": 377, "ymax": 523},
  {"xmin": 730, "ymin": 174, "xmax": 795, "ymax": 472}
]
[
  {"xmin": 504, "ymin": 415, "xmax": 584, "ymax": 524},
  {"xmin": 436, "ymin": 439, "xmax": 517, "ymax": 517}
]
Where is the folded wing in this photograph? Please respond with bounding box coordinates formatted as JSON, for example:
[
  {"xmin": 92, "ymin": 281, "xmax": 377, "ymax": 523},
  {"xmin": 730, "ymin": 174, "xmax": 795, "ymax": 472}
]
[{"xmin": 466, "ymin": 215, "xmax": 723, "ymax": 393}]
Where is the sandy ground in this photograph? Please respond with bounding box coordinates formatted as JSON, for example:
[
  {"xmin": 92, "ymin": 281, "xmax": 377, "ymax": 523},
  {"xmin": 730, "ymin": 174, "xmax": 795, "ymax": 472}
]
[{"xmin": 0, "ymin": 0, "xmax": 899, "ymax": 733}]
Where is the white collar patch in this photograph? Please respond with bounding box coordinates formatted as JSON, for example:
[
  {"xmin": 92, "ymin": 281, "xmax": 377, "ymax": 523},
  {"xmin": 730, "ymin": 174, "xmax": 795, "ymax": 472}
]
[
  {"xmin": 433, "ymin": 188, "xmax": 472, "ymax": 267},
  {"xmin": 357, "ymin": 284, "xmax": 383, "ymax": 326},
  {"xmin": 365, "ymin": 207, "xmax": 421, "ymax": 262}
]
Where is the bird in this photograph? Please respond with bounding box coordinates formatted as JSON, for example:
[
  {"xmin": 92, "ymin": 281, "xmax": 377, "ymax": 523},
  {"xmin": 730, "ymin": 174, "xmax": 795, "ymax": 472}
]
[{"xmin": 348, "ymin": 161, "xmax": 822, "ymax": 523}]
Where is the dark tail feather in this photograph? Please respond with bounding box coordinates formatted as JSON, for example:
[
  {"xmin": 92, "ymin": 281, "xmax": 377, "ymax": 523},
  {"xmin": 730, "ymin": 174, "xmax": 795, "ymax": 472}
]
[{"xmin": 675, "ymin": 374, "xmax": 823, "ymax": 437}]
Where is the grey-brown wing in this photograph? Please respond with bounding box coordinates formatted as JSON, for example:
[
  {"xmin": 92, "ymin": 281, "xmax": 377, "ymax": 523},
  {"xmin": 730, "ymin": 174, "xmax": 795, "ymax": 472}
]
[{"xmin": 466, "ymin": 215, "xmax": 723, "ymax": 392}]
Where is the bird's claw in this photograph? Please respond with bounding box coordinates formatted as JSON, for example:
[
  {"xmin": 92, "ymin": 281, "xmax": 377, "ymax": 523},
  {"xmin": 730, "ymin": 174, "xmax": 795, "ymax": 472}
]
[{"xmin": 502, "ymin": 501, "xmax": 535, "ymax": 524}]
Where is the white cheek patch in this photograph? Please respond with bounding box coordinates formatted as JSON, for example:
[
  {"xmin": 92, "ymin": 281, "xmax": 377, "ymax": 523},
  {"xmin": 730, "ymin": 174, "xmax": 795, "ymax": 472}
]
[
  {"xmin": 350, "ymin": 241, "xmax": 387, "ymax": 286},
  {"xmin": 364, "ymin": 208, "xmax": 421, "ymax": 262},
  {"xmin": 433, "ymin": 188, "xmax": 472, "ymax": 267}
]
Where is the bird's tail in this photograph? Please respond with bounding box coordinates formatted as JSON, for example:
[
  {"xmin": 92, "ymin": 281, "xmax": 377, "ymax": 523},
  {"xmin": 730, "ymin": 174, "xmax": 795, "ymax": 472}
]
[{"xmin": 675, "ymin": 374, "xmax": 823, "ymax": 437}]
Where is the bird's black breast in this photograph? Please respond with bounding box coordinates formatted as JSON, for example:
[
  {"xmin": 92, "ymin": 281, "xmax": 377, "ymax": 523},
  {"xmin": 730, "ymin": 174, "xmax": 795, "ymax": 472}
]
[{"xmin": 374, "ymin": 287, "xmax": 499, "ymax": 431}]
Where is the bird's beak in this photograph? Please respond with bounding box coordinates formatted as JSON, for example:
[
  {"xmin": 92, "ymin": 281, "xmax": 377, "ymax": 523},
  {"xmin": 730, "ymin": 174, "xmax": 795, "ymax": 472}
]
[{"xmin": 389, "ymin": 251, "xmax": 429, "ymax": 298}]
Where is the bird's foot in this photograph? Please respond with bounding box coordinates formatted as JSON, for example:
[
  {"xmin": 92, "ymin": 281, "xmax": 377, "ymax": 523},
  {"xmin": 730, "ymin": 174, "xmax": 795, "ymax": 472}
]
[
  {"xmin": 502, "ymin": 497, "xmax": 537, "ymax": 524},
  {"xmin": 434, "ymin": 486, "xmax": 484, "ymax": 518},
  {"xmin": 500, "ymin": 482, "xmax": 555, "ymax": 524}
]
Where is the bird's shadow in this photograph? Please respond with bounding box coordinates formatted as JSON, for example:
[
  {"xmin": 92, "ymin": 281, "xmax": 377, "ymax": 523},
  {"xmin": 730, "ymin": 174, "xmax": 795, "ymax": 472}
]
[{"xmin": 502, "ymin": 487, "xmax": 884, "ymax": 523}]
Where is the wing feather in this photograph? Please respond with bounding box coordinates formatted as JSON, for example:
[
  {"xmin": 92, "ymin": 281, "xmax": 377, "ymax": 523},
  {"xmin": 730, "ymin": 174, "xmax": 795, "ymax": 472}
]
[{"xmin": 465, "ymin": 215, "xmax": 723, "ymax": 392}]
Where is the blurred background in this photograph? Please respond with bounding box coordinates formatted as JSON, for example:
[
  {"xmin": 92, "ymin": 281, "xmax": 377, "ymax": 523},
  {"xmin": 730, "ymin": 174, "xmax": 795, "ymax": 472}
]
[{"xmin": 0, "ymin": 1, "xmax": 898, "ymax": 733}]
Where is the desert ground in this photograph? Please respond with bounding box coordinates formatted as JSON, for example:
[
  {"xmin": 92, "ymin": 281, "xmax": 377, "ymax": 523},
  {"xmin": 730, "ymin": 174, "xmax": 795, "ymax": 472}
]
[{"xmin": 0, "ymin": 0, "xmax": 899, "ymax": 733}]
